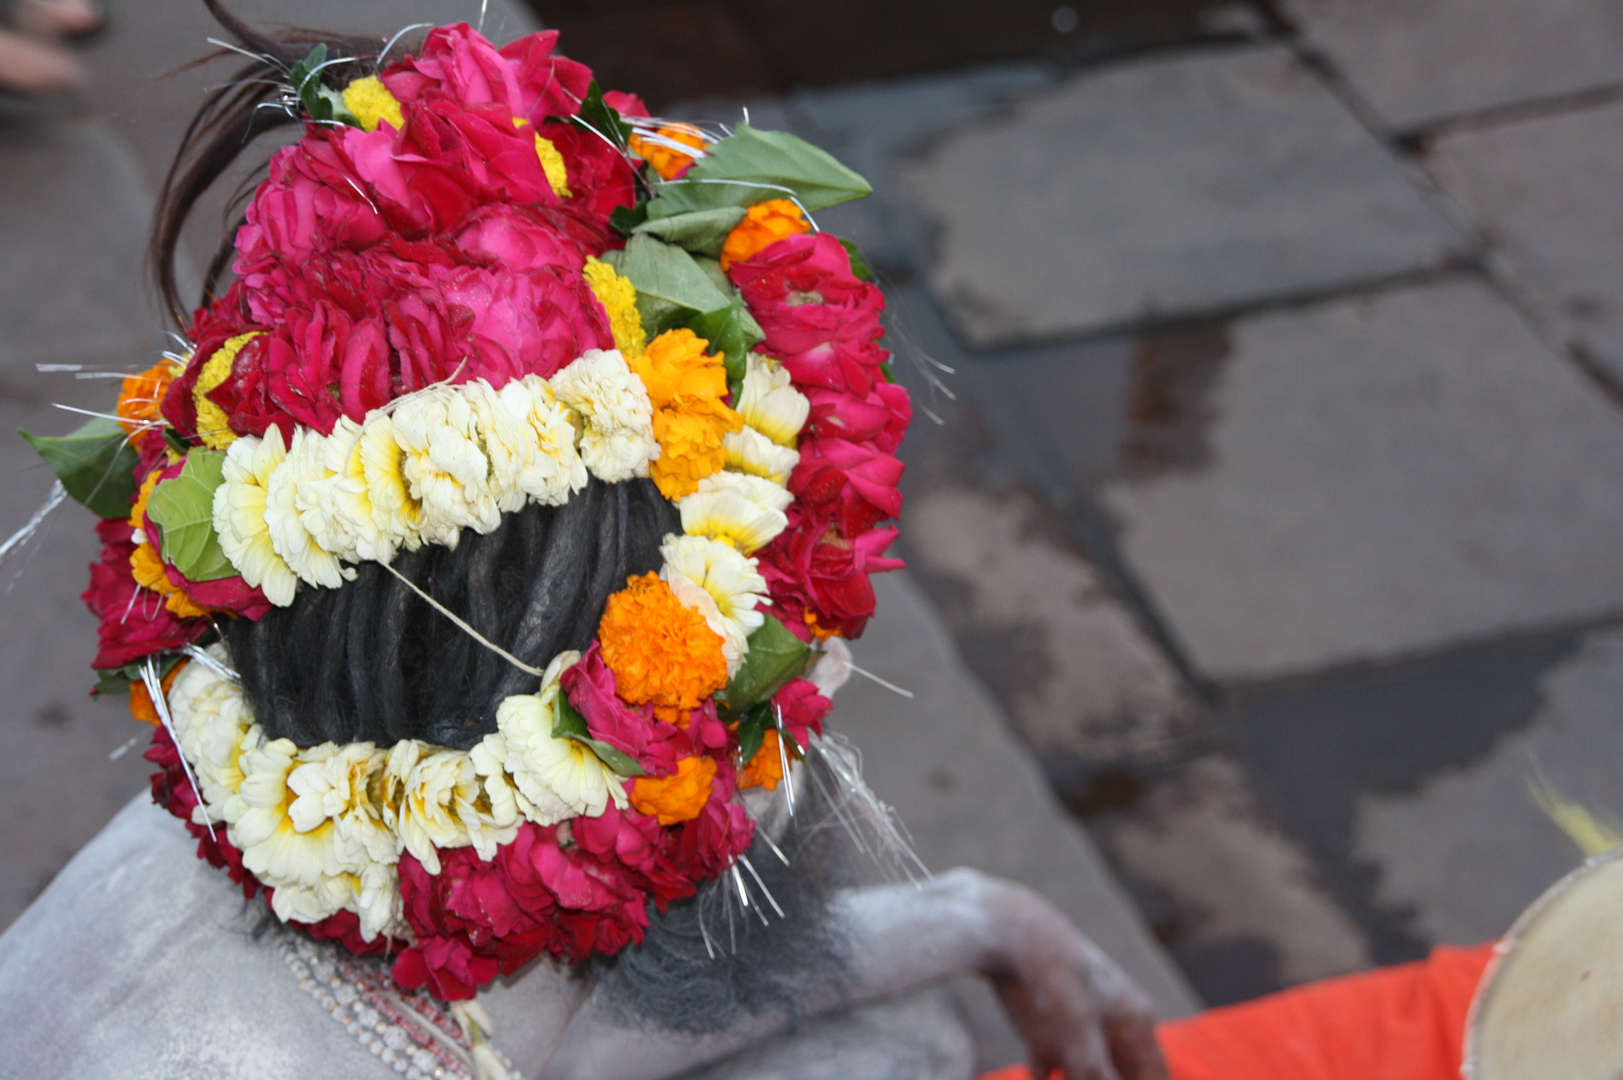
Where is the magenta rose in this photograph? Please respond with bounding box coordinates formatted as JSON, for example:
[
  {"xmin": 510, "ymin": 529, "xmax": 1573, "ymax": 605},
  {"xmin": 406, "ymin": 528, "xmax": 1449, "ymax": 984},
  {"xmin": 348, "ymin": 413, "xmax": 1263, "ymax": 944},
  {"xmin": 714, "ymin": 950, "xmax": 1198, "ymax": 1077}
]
[
  {"xmin": 758, "ymin": 511, "xmax": 904, "ymax": 640},
  {"xmin": 560, "ymin": 643, "xmax": 685, "ymax": 777},
  {"xmin": 803, "ymin": 382, "xmax": 911, "ymax": 456},
  {"xmin": 790, "ymin": 436, "xmax": 905, "ymax": 537},
  {"xmin": 771, "ymin": 678, "xmax": 832, "ymax": 751},
  {"xmin": 730, "ymin": 233, "xmax": 889, "ymax": 396},
  {"xmin": 233, "ymin": 133, "xmax": 387, "ymax": 273}
]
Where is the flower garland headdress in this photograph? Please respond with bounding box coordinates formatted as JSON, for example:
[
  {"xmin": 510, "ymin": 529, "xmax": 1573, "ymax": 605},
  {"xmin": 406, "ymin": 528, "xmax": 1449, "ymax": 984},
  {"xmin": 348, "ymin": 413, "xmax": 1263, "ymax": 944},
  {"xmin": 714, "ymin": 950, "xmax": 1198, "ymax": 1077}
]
[{"xmin": 26, "ymin": 23, "xmax": 908, "ymax": 1004}]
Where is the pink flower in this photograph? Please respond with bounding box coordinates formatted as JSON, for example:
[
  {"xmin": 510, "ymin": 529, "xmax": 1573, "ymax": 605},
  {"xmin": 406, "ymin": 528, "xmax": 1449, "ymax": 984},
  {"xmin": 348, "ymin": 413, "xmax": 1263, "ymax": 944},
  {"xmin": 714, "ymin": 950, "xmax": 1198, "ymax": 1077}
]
[
  {"xmin": 536, "ymin": 122, "xmax": 637, "ymax": 226},
  {"xmin": 560, "ymin": 643, "xmax": 685, "ymax": 777},
  {"xmin": 758, "ymin": 511, "xmax": 904, "ymax": 640},
  {"xmin": 730, "ymin": 233, "xmax": 889, "ymax": 397},
  {"xmin": 803, "ymin": 382, "xmax": 911, "ymax": 456},
  {"xmin": 454, "ymin": 203, "xmax": 595, "ymax": 275},
  {"xmin": 82, "ymin": 518, "xmax": 208, "ymax": 669},
  {"xmin": 385, "ymin": 23, "xmax": 527, "ymax": 115},
  {"xmin": 771, "ymin": 678, "xmax": 831, "ymax": 751},
  {"xmin": 498, "ymin": 30, "xmax": 594, "ymax": 124},
  {"xmin": 392, "ymin": 933, "xmax": 501, "ymax": 1002},
  {"xmin": 233, "ymin": 133, "xmax": 388, "ymax": 272},
  {"xmin": 790, "ymin": 436, "xmax": 905, "ymax": 537}
]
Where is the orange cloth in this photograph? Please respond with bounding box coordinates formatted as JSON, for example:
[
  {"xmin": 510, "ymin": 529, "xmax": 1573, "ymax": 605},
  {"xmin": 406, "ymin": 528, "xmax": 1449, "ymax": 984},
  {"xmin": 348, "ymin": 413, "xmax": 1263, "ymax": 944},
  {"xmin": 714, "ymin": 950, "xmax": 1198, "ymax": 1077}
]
[{"xmin": 980, "ymin": 942, "xmax": 1497, "ymax": 1080}]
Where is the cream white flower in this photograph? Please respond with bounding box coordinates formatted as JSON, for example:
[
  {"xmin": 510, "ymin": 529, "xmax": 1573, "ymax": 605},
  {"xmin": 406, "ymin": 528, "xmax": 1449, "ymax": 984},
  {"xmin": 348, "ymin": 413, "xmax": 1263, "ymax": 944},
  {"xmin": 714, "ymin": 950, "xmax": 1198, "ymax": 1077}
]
[
  {"xmin": 382, "ymin": 740, "xmax": 519, "ymax": 869},
  {"xmin": 167, "ymin": 660, "xmax": 262, "ymax": 825},
  {"xmin": 352, "ymin": 412, "xmax": 423, "ymax": 559},
  {"xmin": 267, "ymin": 873, "xmax": 356, "ymax": 927},
  {"xmin": 659, "ymin": 533, "xmax": 769, "ymax": 671},
  {"xmin": 213, "ymin": 429, "xmax": 299, "ymax": 606},
  {"xmin": 505, "ymin": 375, "xmax": 588, "ymax": 506},
  {"xmin": 736, "ymin": 355, "xmax": 809, "ymax": 446},
  {"xmin": 266, "ymin": 428, "xmax": 354, "ymax": 591},
  {"xmin": 391, "ymin": 387, "xmax": 499, "ymax": 546},
  {"xmin": 287, "ymin": 741, "xmax": 395, "ymax": 867},
  {"xmin": 225, "ymin": 737, "xmax": 348, "ymax": 889},
  {"xmin": 550, "ymin": 349, "xmax": 657, "ymax": 483},
  {"xmin": 680, "ymin": 472, "xmax": 791, "ymax": 553},
  {"xmin": 723, "ymin": 425, "xmax": 800, "ymax": 486},
  {"xmin": 466, "ymin": 378, "xmax": 540, "ymax": 515},
  {"xmin": 356, "ymin": 861, "xmax": 405, "ymax": 941},
  {"xmin": 495, "ymin": 650, "xmax": 627, "ymax": 821}
]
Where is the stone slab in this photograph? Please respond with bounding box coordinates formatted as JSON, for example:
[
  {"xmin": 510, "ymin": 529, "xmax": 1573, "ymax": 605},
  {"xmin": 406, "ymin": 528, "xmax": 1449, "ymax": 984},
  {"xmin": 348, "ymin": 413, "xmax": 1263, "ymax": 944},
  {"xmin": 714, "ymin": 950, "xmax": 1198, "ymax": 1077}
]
[
  {"xmin": 0, "ymin": 119, "xmax": 172, "ymax": 930},
  {"xmin": 905, "ymin": 486, "xmax": 1199, "ymax": 762},
  {"xmin": 1102, "ymin": 280, "xmax": 1623, "ymax": 681},
  {"xmin": 1355, "ymin": 628, "xmax": 1623, "ymax": 945},
  {"xmin": 838, "ymin": 572, "xmax": 1202, "ymax": 1037},
  {"xmin": 1282, "ymin": 0, "xmax": 1623, "ymax": 132},
  {"xmin": 1429, "ymin": 100, "xmax": 1623, "ymax": 388},
  {"xmin": 903, "ymin": 45, "xmax": 1468, "ymax": 346}
]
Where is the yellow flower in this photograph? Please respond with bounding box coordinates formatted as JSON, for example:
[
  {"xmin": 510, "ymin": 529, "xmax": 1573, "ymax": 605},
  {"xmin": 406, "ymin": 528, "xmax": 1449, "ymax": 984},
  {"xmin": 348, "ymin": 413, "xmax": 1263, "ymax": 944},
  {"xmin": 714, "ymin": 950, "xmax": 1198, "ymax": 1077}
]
[
  {"xmin": 659, "ymin": 533, "xmax": 768, "ymax": 672},
  {"xmin": 535, "ymin": 135, "xmax": 572, "ymax": 198},
  {"xmin": 550, "ymin": 349, "xmax": 658, "ymax": 483},
  {"xmin": 719, "ymin": 199, "xmax": 811, "ymax": 271},
  {"xmin": 267, "ymin": 428, "xmax": 354, "ymax": 591},
  {"xmin": 628, "ymin": 330, "xmax": 744, "ymax": 500},
  {"xmin": 735, "ymin": 354, "xmax": 809, "ymax": 446},
  {"xmin": 630, "ymin": 756, "xmax": 717, "ymax": 825},
  {"xmin": 723, "ymin": 425, "xmax": 800, "ymax": 486},
  {"xmin": 355, "ymin": 413, "xmax": 424, "ymax": 559},
  {"xmin": 583, "ymin": 257, "xmax": 647, "ymax": 358},
  {"xmin": 679, "ymin": 471, "xmax": 791, "ymax": 554},
  {"xmin": 225, "ymin": 737, "xmax": 348, "ymax": 901},
  {"xmin": 342, "ymin": 75, "xmax": 403, "ymax": 132},
  {"xmin": 213, "ymin": 429, "xmax": 299, "ymax": 606},
  {"xmin": 193, "ymin": 332, "xmax": 260, "ymax": 450}
]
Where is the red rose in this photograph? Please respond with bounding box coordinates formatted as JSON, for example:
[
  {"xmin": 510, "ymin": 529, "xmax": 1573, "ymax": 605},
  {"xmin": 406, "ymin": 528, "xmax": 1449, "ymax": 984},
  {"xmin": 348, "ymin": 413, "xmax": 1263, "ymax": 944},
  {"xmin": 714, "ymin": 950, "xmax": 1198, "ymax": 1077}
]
[
  {"xmin": 602, "ymin": 90, "xmax": 649, "ymax": 119},
  {"xmin": 146, "ymin": 726, "xmax": 260, "ymax": 898},
  {"xmin": 233, "ymin": 133, "xmax": 388, "ymax": 273},
  {"xmin": 83, "ymin": 518, "xmax": 208, "ymax": 669},
  {"xmin": 536, "ymin": 122, "xmax": 637, "ymax": 226},
  {"xmin": 803, "ymin": 382, "xmax": 911, "ymax": 456},
  {"xmin": 730, "ymin": 233, "xmax": 888, "ymax": 396},
  {"xmin": 386, "ymin": 23, "xmax": 526, "ymax": 115},
  {"xmin": 670, "ymin": 759, "xmax": 754, "ymax": 881},
  {"xmin": 560, "ymin": 643, "xmax": 685, "ymax": 777},
  {"xmin": 790, "ymin": 435, "xmax": 905, "ymax": 537},
  {"xmin": 499, "ymin": 30, "xmax": 594, "ymax": 124},
  {"xmin": 771, "ymin": 678, "xmax": 832, "ymax": 751},
  {"xmin": 758, "ymin": 511, "xmax": 904, "ymax": 640},
  {"xmin": 392, "ymin": 934, "xmax": 501, "ymax": 1002}
]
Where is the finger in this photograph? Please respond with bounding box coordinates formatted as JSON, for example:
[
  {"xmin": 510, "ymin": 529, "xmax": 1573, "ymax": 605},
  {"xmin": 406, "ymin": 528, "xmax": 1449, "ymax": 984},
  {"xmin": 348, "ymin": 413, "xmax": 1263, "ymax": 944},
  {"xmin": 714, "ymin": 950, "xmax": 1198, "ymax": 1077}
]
[
  {"xmin": 1062, "ymin": 1023, "xmax": 1122, "ymax": 1080},
  {"xmin": 1105, "ymin": 1007, "xmax": 1171, "ymax": 1080}
]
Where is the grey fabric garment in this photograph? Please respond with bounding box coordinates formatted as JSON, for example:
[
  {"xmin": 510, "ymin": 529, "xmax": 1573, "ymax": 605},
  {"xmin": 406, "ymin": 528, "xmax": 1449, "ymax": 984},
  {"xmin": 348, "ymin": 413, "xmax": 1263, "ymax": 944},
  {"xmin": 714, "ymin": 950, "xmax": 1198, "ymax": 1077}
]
[{"xmin": 0, "ymin": 797, "xmax": 395, "ymax": 1079}]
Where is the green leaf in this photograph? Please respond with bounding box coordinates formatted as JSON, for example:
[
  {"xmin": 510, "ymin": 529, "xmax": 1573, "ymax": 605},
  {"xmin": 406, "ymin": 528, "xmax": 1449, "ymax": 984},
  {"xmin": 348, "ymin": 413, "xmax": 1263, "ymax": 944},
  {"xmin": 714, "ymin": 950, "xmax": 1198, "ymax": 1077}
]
[
  {"xmin": 554, "ymin": 691, "xmax": 646, "ymax": 778},
  {"xmin": 290, "ymin": 44, "xmax": 359, "ymax": 128},
  {"xmin": 610, "ymin": 202, "xmax": 649, "ymax": 237},
  {"xmin": 91, "ymin": 652, "xmax": 186, "ymax": 696},
  {"xmin": 633, "ymin": 206, "xmax": 747, "ymax": 258},
  {"xmin": 687, "ymin": 294, "xmax": 764, "ymax": 382},
  {"xmin": 646, "ymin": 124, "xmax": 871, "ymax": 219},
  {"xmin": 839, "ymin": 237, "xmax": 876, "ymax": 282},
  {"xmin": 19, "ymin": 417, "xmax": 139, "ymax": 520},
  {"xmin": 146, "ymin": 449, "xmax": 234, "ymax": 581},
  {"xmin": 608, "ymin": 234, "xmax": 733, "ymax": 334},
  {"xmin": 734, "ymin": 701, "xmax": 772, "ymax": 765},
  {"xmin": 692, "ymin": 255, "xmax": 732, "ymax": 297},
  {"xmin": 569, "ymin": 80, "xmax": 633, "ymax": 147},
  {"xmin": 721, "ymin": 615, "xmax": 811, "ymax": 716}
]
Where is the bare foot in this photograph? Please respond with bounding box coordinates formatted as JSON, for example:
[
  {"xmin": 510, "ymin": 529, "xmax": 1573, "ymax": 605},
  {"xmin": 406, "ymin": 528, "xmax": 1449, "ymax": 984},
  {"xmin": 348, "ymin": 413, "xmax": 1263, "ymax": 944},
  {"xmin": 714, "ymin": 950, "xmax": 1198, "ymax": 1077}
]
[{"xmin": 0, "ymin": 25, "xmax": 83, "ymax": 94}]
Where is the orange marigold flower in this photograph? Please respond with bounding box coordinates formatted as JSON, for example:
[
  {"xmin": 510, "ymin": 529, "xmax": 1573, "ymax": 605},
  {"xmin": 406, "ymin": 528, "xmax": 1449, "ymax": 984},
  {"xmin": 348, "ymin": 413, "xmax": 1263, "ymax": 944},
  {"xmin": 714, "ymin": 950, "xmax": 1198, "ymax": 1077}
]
[
  {"xmin": 115, "ymin": 360, "xmax": 177, "ymax": 439},
  {"xmin": 719, "ymin": 199, "xmax": 811, "ymax": 271},
  {"xmin": 599, "ymin": 572, "xmax": 728, "ymax": 721},
  {"xmin": 128, "ymin": 470, "xmax": 212, "ymax": 619},
  {"xmin": 128, "ymin": 659, "xmax": 187, "ymax": 726},
  {"xmin": 739, "ymin": 728, "xmax": 786, "ymax": 791},
  {"xmin": 630, "ymin": 755, "xmax": 718, "ymax": 825},
  {"xmin": 628, "ymin": 329, "xmax": 743, "ymax": 500},
  {"xmin": 629, "ymin": 123, "xmax": 708, "ymax": 181}
]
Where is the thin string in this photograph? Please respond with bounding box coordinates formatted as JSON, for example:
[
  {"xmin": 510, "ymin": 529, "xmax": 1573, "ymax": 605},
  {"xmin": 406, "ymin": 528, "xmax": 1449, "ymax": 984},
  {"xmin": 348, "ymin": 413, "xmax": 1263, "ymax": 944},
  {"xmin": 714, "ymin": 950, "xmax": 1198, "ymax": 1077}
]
[{"xmin": 379, "ymin": 560, "xmax": 546, "ymax": 678}]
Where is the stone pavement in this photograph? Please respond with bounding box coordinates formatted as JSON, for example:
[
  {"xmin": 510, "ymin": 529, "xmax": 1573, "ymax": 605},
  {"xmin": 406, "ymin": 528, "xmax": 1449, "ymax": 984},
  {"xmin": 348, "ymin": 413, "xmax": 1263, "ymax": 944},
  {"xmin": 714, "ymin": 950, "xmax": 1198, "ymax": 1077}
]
[
  {"xmin": 662, "ymin": 0, "xmax": 1623, "ymax": 1006},
  {"xmin": 0, "ymin": 0, "xmax": 1197, "ymax": 1068}
]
